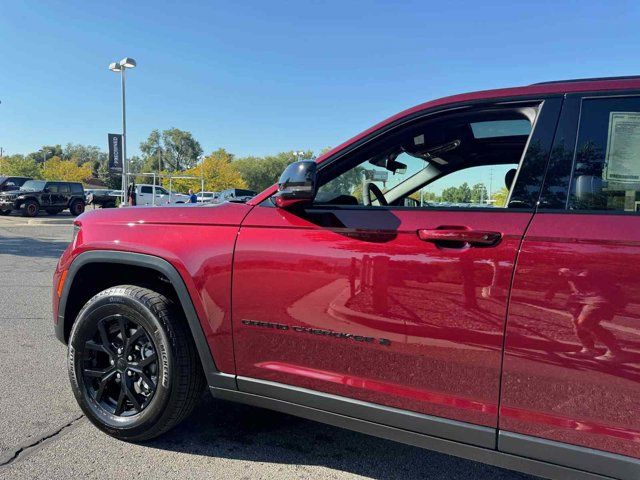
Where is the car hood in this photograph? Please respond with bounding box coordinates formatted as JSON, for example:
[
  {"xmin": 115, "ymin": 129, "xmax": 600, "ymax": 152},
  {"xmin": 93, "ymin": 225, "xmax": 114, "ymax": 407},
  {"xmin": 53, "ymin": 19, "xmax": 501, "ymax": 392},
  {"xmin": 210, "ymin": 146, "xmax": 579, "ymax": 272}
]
[{"xmin": 76, "ymin": 201, "xmax": 253, "ymax": 227}]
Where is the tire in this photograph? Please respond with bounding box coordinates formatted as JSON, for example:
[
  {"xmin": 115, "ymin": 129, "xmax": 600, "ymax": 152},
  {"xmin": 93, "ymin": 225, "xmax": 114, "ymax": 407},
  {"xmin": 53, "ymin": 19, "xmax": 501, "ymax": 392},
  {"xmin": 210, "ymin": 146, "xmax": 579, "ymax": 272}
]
[
  {"xmin": 22, "ymin": 199, "xmax": 39, "ymax": 217},
  {"xmin": 45, "ymin": 209, "xmax": 61, "ymax": 215},
  {"xmin": 70, "ymin": 199, "xmax": 85, "ymax": 216},
  {"xmin": 68, "ymin": 285, "xmax": 205, "ymax": 441},
  {"xmin": 0, "ymin": 209, "xmax": 10, "ymax": 216}
]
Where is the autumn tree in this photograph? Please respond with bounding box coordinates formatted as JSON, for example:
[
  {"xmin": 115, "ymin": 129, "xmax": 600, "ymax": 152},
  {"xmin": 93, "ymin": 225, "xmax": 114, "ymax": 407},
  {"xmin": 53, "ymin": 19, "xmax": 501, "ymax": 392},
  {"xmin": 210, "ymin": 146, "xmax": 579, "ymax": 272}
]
[
  {"xmin": 492, "ymin": 187, "xmax": 510, "ymax": 207},
  {"xmin": 170, "ymin": 149, "xmax": 246, "ymax": 193},
  {"xmin": 0, "ymin": 155, "xmax": 42, "ymax": 178},
  {"xmin": 42, "ymin": 157, "xmax": 92, "ymax": 182}
]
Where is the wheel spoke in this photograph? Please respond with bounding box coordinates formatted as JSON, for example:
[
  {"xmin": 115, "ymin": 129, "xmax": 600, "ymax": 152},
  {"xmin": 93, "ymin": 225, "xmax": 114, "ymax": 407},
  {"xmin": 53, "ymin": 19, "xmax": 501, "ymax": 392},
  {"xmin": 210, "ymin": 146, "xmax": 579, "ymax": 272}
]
[
  {"xmin": 123, "ymin": 382, "xmax": 142, "ymax": 412},
  {"xmin": 97, "ymin": 321, "xmax": 114, "ymax": 355},
  {"xmin": 95, "ymin": 370, "xmax": 116, "ymax": 402},
  {"xmin": 114, "ymin": 386, "xmax": 126, "ymax": 415},
  {"xmin": 136, "ymin": 370, "xmax": 156, "ymax": 391},
  {"xmin": 85, "ymin": 367, "xmax": 114, "ymax": 378},
  {"xmin": 134, "ymin": 352, "xmax": 156, "ymax": 368},
  {"xmin": 126, "ymin": 328, "xmax": 144, "ymax": 353},
  {"xmin": 118, "ymin": 317, "xmax": 128, "ymax": 346},
  {"xmin": 84, "ymin": 340, "xmax": 108, "ymax": 354}
]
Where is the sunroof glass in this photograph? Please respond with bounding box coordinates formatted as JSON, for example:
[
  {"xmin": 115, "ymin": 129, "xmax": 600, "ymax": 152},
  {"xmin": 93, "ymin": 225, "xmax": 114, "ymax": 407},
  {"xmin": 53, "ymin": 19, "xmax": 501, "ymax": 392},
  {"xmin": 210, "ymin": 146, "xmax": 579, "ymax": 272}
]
[{"xmin": 470, "ymin": 119, "xmax": 531, "ymax": 138}]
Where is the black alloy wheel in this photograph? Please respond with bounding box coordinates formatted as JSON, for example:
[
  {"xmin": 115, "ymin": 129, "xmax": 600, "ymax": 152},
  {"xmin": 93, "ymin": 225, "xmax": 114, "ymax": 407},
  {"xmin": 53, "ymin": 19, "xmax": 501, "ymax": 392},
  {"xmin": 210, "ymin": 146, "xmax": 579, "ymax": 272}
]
[
  {"xmin": 68, "ymin": 285, "xmax": 205, "ymax": 441},
  {"xmin": 82, "ymin": 315, "xmax": 159, "ymax": 417}
]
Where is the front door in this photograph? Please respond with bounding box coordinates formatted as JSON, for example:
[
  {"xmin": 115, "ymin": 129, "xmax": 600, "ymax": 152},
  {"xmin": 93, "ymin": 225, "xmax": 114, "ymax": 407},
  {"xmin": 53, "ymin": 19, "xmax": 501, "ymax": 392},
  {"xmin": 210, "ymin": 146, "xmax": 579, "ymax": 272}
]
[{"xmin": 232, "ymin": 98, "xmax": 560, "ymax": 431}]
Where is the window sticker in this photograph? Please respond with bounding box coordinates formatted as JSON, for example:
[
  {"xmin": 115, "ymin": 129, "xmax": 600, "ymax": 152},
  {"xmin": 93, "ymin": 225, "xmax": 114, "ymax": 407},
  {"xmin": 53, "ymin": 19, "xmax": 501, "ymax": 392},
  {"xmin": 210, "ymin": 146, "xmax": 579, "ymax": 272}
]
[{"xmin": 604, "ymin": 112, "xmax": 640, "ymax": 183}]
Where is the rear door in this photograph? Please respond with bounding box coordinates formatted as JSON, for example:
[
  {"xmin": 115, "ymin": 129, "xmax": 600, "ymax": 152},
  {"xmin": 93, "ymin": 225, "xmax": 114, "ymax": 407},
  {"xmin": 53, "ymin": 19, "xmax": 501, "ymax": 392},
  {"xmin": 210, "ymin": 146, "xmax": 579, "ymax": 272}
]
[
  {"xmin": 232, "ymin": 98, "xmax": 561, "ymax": 438},
  {"xmin": 42, "ymin": 182, "xmax": 55, "ymax": 207},
  {"xmin": 56, "ymin": 183, "xmax": 71, "ymax": 207},
  {"xmin": 500, "ymin": 93, "xmax": 640, "ymax": 472}
]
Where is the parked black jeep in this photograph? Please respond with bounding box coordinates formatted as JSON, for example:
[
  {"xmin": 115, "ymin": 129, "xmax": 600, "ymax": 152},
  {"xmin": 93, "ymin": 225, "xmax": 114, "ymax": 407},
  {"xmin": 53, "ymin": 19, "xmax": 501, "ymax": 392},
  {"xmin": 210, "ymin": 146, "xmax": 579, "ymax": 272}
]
[
  {"xmin": 0, "ymin": 180, "xmax": 85, "ymax": 217},
  {"xmin": 0, "ymin": 176, "xmax": 32, "ymax": 192}
]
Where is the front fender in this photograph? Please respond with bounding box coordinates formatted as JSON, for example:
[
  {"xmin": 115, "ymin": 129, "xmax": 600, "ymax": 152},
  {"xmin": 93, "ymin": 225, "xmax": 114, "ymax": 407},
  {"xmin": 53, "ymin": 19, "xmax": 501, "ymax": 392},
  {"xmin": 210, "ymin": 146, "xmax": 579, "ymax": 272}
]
[{"xmin": 56, "ymin": 250, "xmax": 237, "ymax": 390}]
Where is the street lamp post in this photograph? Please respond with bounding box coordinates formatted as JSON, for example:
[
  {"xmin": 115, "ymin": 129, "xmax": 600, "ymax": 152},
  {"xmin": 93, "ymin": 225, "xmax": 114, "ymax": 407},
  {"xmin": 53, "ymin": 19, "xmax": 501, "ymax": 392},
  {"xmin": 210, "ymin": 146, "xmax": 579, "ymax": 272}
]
[
  {"xmin": 43, "ymin": 149, "xmax": 51, "ymax": 172},
  {"xmin": 109, "ymin": 57, "xmax": 137, "ymax": 205}
]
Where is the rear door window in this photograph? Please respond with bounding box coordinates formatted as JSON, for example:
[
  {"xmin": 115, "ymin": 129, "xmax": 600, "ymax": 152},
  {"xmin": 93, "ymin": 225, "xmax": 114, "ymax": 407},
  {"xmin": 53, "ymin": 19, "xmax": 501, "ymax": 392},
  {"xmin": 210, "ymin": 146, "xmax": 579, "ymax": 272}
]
[{"xmin": 568, "ymin": 96, "xmax": 640, "ymax": 212}]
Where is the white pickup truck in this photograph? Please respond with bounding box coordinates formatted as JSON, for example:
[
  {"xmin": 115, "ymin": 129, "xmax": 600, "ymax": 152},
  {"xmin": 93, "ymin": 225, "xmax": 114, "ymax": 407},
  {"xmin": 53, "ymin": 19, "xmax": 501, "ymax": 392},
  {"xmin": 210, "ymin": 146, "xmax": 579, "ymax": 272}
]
[{"xmin": 133, "ymin": 184, "xmax": 191, "ymax": 206}]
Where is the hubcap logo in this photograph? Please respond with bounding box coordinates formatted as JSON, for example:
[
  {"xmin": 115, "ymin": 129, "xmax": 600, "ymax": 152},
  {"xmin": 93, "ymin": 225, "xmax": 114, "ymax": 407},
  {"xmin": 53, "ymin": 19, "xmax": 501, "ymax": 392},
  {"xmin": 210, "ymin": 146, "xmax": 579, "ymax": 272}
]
[{"xmin": 116, "ymin": 358, "xmax": 127, "ymax": 371}]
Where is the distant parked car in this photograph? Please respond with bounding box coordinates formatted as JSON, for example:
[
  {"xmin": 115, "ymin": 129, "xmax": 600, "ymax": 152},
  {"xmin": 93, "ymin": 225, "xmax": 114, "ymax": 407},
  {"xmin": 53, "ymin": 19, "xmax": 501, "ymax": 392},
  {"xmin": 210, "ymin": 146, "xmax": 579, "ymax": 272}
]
[
  {"xmin": 85, "ymin": 189, "xmax": 117, "ymax": 208},
  {"xmin": 133, "ymin": 184, "xmax": 190, "ymax": 206},
  {"xmin": 217, "ymin": 188, "xmax": 257, "ymax": 203},
  {"xmin": 0, "ymin": 176, "xmax": 31, "ymax": 192},
  {"xmin": 0, "ymin": 180, "xmax": 85, "ymax": 216},
  {"xmin": 196, "ymin": 191, "xmax": 219, "ymax": 203}
]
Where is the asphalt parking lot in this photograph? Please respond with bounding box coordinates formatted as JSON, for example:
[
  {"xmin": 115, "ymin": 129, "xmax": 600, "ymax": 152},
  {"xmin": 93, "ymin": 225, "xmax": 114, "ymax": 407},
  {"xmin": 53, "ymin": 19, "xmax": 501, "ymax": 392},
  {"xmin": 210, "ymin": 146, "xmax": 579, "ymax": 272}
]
[{"xmin": 0, "ymin": 221, "xmax": 533, "ymax": 479}]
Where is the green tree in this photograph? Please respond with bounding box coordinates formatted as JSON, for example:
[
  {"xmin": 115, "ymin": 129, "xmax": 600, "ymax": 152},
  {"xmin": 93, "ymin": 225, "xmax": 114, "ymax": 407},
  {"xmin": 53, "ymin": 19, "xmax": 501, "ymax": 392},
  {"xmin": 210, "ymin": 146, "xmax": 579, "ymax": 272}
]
[
  {"xmin": 234, "ymin": 150, "xmax": 314, "ymax": 192},
  {"xmin": 63, "ymin": 143, "xmax": 106, "ymax": 166},
  {"xmin": 140, "ymin": 128, "xmax": 203, "ymax": 172},
  {"xmin": 442, "ymin": 182, "xmax": 472, "ymax": 203},
  {"xmin": 27, "ymin": 145, "xmax": 63, "ymax": 165},
  {"xmin": 470, "ymin": 183, "xmax": 488, "ymax": 204}
]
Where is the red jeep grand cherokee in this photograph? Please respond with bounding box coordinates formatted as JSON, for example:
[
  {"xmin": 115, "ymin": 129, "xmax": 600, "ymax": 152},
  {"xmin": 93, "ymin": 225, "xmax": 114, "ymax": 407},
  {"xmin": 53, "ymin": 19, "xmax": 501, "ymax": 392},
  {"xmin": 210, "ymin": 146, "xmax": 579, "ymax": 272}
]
[{"xmin": 54, "ymin": 77, "xmax": 640, "ymax": 480}]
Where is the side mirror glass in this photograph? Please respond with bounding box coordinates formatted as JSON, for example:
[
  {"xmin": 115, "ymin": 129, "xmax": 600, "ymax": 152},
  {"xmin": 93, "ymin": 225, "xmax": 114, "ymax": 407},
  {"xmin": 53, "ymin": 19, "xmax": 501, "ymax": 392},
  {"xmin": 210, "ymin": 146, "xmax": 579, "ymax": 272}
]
[{"xmin": 274, "ymin": 160, "xmax": 318, "ymax": 209}]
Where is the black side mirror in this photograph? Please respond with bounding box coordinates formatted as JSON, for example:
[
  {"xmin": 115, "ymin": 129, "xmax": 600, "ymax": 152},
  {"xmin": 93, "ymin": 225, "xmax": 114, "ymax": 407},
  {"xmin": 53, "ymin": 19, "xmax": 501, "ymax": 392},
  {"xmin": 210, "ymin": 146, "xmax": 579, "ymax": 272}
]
[{"xmin": 274, "ymin": 160, "xmax": 318, "ymax": 209}]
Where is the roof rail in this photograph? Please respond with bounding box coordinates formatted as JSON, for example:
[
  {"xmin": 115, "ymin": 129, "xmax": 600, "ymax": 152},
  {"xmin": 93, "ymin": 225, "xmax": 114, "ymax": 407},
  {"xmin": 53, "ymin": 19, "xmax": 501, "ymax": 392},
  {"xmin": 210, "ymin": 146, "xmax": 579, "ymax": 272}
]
[{"xmin": 532, "ymin": 75, "xmax": 640, "ymax": 86}]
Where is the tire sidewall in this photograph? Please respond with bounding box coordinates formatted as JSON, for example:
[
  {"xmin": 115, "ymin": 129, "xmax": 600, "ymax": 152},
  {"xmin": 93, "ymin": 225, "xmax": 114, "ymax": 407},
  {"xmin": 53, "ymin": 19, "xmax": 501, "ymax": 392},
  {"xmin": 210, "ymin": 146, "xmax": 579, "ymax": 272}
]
[{"xmin": 68, "ymin": 291, "xmax": 174, "ymax": 437}]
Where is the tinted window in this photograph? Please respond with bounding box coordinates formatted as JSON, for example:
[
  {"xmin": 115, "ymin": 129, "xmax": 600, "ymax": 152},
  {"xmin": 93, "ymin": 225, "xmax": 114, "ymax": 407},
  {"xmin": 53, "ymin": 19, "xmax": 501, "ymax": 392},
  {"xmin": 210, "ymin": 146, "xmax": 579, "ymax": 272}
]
[
  {"xmin": 234, "ymin": 189, "xmax": 256, "ymax": 197},
  {"xmin": 21, "ymin": 180, "xmax": 46, "ymax": 191},
  {"xmin": 57, "ymin": 184, "xmax": 71, "ymax": 194},
  {"xmin": 141, "ymin": 186, "xmax": 153, "ymax": 194},
  {"xmin": 569, "ymin": 96, "xmax": 640, "ymax": 212},
  {"xmin": 70, "ymin": 183, "xmax": 83, "ymax": 194},
  {"xmin": 47, "ymin": 183, "xmax": 60, "ymax": 193}
]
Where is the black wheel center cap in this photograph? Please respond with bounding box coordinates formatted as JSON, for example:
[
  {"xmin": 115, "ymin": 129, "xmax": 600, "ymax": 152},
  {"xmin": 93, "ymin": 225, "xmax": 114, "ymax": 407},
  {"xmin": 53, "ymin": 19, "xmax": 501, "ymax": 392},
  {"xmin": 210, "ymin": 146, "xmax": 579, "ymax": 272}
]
[{"xmin": 116, "ymin": 358, "xmax": 127, "ymax": 371}]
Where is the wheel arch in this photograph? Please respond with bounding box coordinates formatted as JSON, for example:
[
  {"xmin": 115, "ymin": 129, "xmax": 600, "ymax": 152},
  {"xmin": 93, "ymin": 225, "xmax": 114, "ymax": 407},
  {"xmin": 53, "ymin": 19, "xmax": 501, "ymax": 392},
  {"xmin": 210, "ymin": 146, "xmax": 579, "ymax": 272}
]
[
  {"xmin": 57, "ymin": 250, "xmax": 236, "ymax": 390},
  {"xmin": 16, "ymin": 196, "xmax": 38, "ymax": 209}
]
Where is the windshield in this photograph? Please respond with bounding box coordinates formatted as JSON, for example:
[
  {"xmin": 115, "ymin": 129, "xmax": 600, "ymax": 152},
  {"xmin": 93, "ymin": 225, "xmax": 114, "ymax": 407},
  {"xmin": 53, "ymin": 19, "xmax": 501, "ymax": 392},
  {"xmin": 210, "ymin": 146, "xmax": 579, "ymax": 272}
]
[{"xmin": 20, "ymin": 180, "xmax": 46, "ymax": 191}]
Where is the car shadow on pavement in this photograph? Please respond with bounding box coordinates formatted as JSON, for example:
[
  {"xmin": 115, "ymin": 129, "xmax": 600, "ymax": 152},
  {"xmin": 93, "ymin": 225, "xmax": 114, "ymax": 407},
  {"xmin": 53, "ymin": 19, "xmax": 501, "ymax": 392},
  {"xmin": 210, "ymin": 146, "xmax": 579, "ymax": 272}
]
[
  {"xmin": 0, "ymin": 236, "xmax": 69, "ymax": 258},
  {"xmin": 146, "ymin": 395, "xmax": 534, "ymax": 480}
]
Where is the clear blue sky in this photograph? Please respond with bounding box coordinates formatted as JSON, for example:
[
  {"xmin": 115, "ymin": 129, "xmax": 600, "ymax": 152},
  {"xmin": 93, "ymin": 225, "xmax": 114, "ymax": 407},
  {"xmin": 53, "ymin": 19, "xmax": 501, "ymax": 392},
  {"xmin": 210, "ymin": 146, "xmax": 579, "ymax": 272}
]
[{"xmin": 1, "ymin": 0, "xmax": 638, "ymax": 160}]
